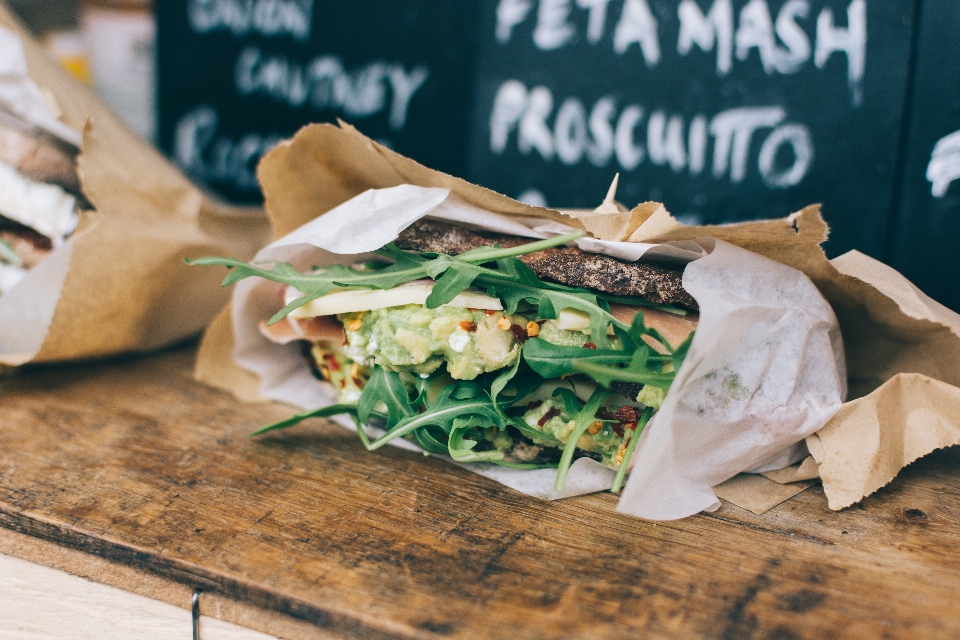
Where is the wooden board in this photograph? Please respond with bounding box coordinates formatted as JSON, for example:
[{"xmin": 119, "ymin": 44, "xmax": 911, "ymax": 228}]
[{"xmin": 2, "ymin": 345, "xmax": 960, "ymax": 639}]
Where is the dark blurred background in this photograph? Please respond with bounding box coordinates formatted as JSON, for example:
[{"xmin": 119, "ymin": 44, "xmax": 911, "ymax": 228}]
[{"xmin": 9, "ymin": 0, "xmax": 960, "ymax": 313}]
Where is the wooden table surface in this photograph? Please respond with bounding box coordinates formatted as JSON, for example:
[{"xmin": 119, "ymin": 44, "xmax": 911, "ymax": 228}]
[{"xmin": 1, "ymin": 345, "xmax": 959, "ymax": 639}]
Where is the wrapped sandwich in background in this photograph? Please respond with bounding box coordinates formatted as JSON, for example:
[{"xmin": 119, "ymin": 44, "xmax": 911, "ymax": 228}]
[
  {"xmin": 0, "ymin": 5, "xmax": 270, "ymax": 366},
  {"xmin": 196, "ymin": 122, "xmax": 960, "ymax": 519},
  {"xmin": 0, "ymin": 108, "xmax": 82, "ymax": 296}
]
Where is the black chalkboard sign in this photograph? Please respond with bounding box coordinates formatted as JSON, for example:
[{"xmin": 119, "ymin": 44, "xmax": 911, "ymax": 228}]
[
  {"xmin": 465, "ymin": 0, "xmax": 916, "ymax": 258},
  {"xmin": 890, "ymin": 0, "xmax": 960, "ymax": 312},
  {"xmin": 157, "ymin": 1, "xmax": 480, "ymax": 204}
]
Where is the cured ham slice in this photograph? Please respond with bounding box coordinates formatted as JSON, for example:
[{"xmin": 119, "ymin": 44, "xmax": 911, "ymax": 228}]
[{"xmin": 259, "ymin": 315, "xmax": 345, "ymax": 345}]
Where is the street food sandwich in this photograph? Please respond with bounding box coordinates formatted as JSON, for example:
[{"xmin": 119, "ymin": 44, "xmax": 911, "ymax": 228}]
[
  {"xmin": 198, "ymin": 216, "xmax": 702, "ymax": 493},
  {"xmin": 0, "ymin": 109, "xmax": 84, "ymax": 295}
]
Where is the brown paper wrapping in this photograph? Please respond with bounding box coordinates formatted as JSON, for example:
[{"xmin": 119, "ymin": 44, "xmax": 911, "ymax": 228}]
[
  {"xmin": 0, "ymin": 5, "xmax": 271, "ymax": 365},
  {"xmin": 198, "ymin": 120, "xmax": 960, "ymax": 512}
]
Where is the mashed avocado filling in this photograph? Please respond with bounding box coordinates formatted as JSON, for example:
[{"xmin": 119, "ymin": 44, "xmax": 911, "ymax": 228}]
[
  {"xmin": 303, "ymin": 302, "xmax": 672, "ymax": 473},
  {"xmin": 198, "ymin": 230, "xmax": 692, "ymax": 494},
  {"xmin": 341, "ymin": 306, "xmax": 524, "ymax": 380}
]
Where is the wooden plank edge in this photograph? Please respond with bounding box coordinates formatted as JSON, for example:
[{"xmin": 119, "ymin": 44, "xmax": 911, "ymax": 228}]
[{"xmin": 0, "ymin": 508, "xmax": 419, "ymax": 640}]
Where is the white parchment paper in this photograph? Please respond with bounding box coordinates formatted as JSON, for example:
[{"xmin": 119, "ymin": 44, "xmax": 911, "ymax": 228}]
[
  {"xmin": 617, "ymin": 239, "xmax": 847, "ymax": 519},
  {"xmin": 0, "ymin": 26, "xmax": 80, "ymax": 146},
  {"xmin": 0, "ymin": 26, "xmax": 80, "ymax": 364},
  {"xmin": 231, "ymin": 185, "xmax": 846, "ymax": 515}
]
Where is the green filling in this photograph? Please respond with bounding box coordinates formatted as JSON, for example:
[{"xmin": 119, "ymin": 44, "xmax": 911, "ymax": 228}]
[
  {"xmin": 520, "ymin": 398, "xmax": 633, "ymax": 468},
  {"xmin": 636, "ymin": 385, "xmax": 667, "ymax": 410},
  {"xmin": 341, "ymin": 305, "xmax": 525, "ymax": 380},
  {"xmin": 202, "ymin": 234, "xmax": 694, "ymax": 491},
  {"xmin": 313, "ymin": 301, "xmax": 673, "ymax": 471}
]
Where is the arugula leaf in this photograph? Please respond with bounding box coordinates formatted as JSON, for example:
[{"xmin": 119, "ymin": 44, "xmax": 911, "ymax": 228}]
[
  {"xmin": 188, "ymin": 254, "xmax": 428, "ymax": 324},
  {"xmin": 509, "ymin": 414, "xmax": 562, "ymax": 446},
  {"xmin": 448, "ymin": 415, "xmax": 505, "ymax": 462},
  {"xmin": 573, "ymin": 358, "xmax": 676, "ymax": 390},
  {"xmin": 365, "ymin": 382, "xmax": 503, "ymax": 451},
  {"xmin": 190, "ymin": 231, "xmax": 586, "ymax": 323},
  {"xmin": 551, "ymin": 387, "xmax": 583, "ymax": 418},
  {"xmin": 611, "ymin": 406, "xmax": 654, "ymax": 494},
  {"xmin": 601, "ymin": 292, "xmax": 688, "ymax": 316},
  {"xmin": 423, "ymin": 254, "xmax": 627, "ymax": 348},
  {"xmin": 0, "ymin": 238, "xmax": 23, "ymax": 268},
  {"xmin": 424, "ymin": 259, "xmax": 482, "ymax": 308},
  {"xmin": 411, "ymin": 426, "xmax": 449, "ymax": 454},
  {"xmin": 523, "ymin": 338, "xmax": 632, "ymax": 379},
  {"xmin": 357, "ymin": 366, "xmax": 414, "ymax": 425},
  {"xmin": 250, "ymin": 404, "xmax": 387, "ymax": 436},
  {"xmin": 670, "ymin": 332, "xmax": 695, "ymax": 372},
  {"xmin": 554, "ymin": 386, "xmax": 609, "ymax": 491},
  {"xmin": 490, "ymin": 356, "xmax": 522, "ymax": 421}
]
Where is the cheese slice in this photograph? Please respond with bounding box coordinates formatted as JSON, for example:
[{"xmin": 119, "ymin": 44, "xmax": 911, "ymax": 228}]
[
  {"xmin": 0, "ymin": 161, "xmax": 76, "ymax": 243},
  {"xmin": 287, "ymin": 281, "xmax": 503, "ymax": 319}
]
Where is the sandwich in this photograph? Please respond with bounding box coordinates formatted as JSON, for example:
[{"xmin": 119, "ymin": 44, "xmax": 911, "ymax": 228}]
[
  {"xmin": 0, "ymin": 108, "xmax": 84, "ymax": 296},
  {"xmin": 196, "ymin": 217, "xmax": 700, "ymax": 493}
]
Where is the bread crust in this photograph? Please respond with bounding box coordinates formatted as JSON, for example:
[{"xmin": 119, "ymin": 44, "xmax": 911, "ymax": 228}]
[{"xmin": 394, "ymin": 219, "xmax": 698, "ymax": 311}]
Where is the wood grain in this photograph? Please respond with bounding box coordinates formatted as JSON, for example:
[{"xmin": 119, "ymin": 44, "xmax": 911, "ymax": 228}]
[{"xmin": 1, "ymin": 346, "xmax": 959, "ymax": 639}]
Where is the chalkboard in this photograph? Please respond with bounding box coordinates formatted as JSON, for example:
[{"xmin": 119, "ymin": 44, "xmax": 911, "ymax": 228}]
[
  {"xmin": 465, "ymin": 0, "xmax": 916, "ymax": 258},
  {"xmin": 890, "ymin": 0, "xmax": 960, "ymax": 312},
  {"xmin": 157, "ymin": 1, "xmax": 480, "ymax": 204}
]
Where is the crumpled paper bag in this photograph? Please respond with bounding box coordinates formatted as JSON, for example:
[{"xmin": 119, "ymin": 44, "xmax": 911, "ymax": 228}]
[
  {"xmin": 564, "ymin": 168, "xmax": 960, "ymax": 512},
  {"xmin": 198, "ymin": 121, "xmax": 960, "ymax": 516},
  {"xmin": 0, "ymin": 5, "xmax": 270, "ymax": 365},
  {"xmin": 805, "ymin": 253, "xmax": 960, "ymax": 509},
  {"xmin": 195, "ymin": 123, "xmax": 863, "ymax": 520}
]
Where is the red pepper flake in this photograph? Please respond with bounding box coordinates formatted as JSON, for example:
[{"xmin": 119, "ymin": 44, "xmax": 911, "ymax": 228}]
[
  {"xmin": 510, "ymin": 324, "xmax": 529, "ymax": 344},
  {"xmin": 352, "ymin": 376, "xmax": 364, "ymax": 389},
  {"xmin": 527, "ymin": 400, "xmax": 543, "ymax": 412},
  {"xmin": 322, "ymin": 352, "xmax": 341, "ymax": 371},
  {"xmin": 583, "ymin": 342, "xmax": 597, "ymax": 350},
  {"xmin": 595, "ymin": 406, "xmax": 640, "ymax": 437},
  {"xmin": 595, "ymin": 408, "xmax": 615, "ymax": 421},
  {"xmin": 613, "ymin": 405, "xmax": 639, "ymax": 423},
  {"xmin": 339, "ymin": 379, "xmax": 347, "ymax": 389},
  {"xmin": 485, "ymin": 310, "xmax": 496, "ymax": 316},
  {"xmin": 537, "ymin": 408, "xmax": 561, "ymax": 427},
  {"xmin": 460, "ymin": 320, "xmax": 478, "ymax": 332}
]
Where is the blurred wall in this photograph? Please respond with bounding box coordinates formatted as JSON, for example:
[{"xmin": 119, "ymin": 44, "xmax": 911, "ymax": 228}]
[{"xmin": 8, "ymin": 0, "xmax": 80, "ymax": 32}]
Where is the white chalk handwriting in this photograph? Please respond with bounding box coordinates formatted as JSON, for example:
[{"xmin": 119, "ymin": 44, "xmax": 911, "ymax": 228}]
[
  {"xmin": 490, "ymin": 80, "xmax": 813, "ymax": 188},
  {"xmin": 234, "ymin": 46, "xmax": 429, "ymax": 131},
  {"xmin": 927, "ymin": 129, "xmax": 960, "ymax": 198},
  {"xmin": 495, "ymin": 0, "xmax": 867, "ymax": 105},
  {"xmin": 174, "ymin": 106, "xmax": 284, "ymax": 190},
  {"xmin": 188, "ymin": 0, "xmax": 315, "ymax": 42}
]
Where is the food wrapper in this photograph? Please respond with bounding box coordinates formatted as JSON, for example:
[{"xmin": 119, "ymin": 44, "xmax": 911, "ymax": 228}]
[
  {"xmin": 197, "ymin": 122, "xmax": 960, "ymax": 518},
  {"xmin": 0, "ymin": 5, "xmax": 270, "ymax": 365},
  {"xmin": 194, "ymin": 122, "xmax": 847, "ymax": 519}
]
